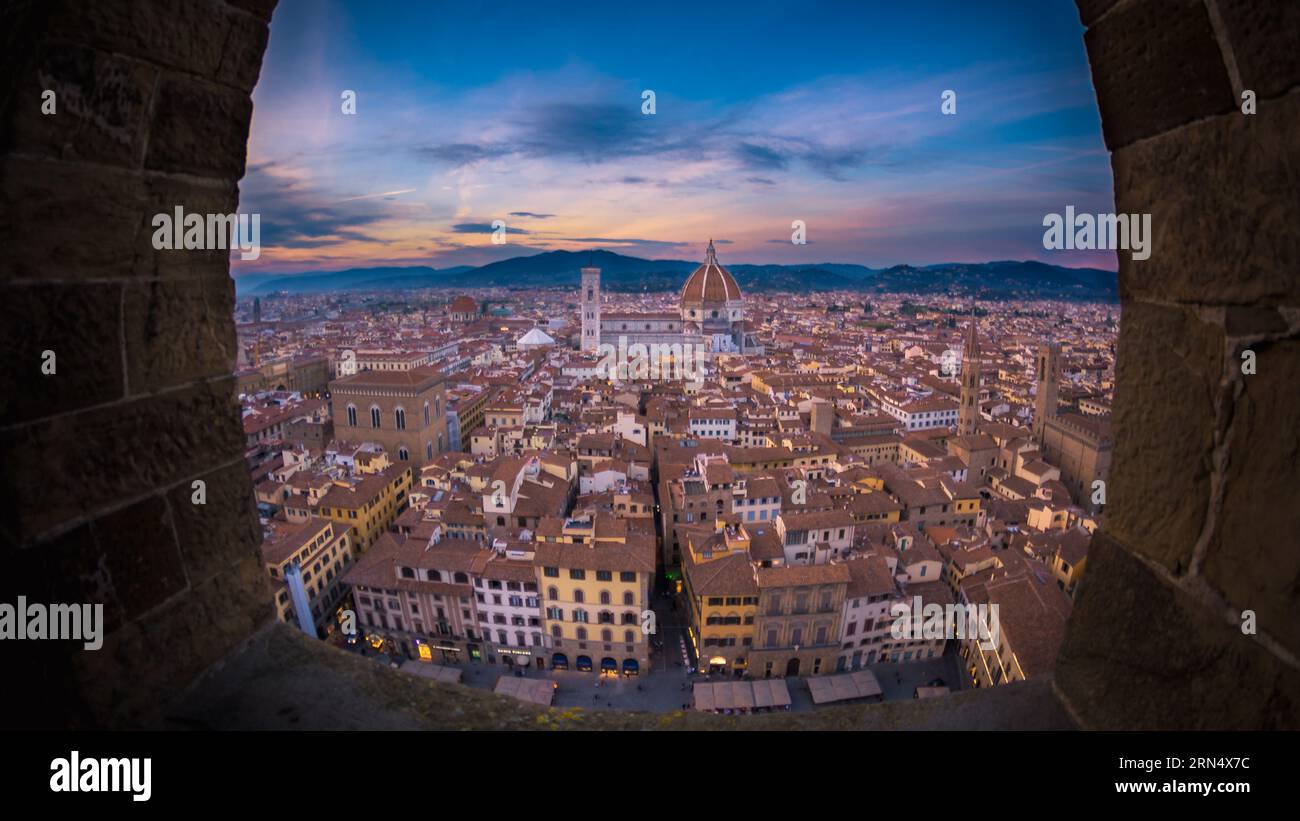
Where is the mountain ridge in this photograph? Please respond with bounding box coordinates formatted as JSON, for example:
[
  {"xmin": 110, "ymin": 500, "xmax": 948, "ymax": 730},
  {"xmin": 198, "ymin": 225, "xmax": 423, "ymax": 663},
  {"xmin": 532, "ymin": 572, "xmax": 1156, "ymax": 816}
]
[{"xmin": 234, "ymin": 249, "xmax": 1117, "ymax": 301}]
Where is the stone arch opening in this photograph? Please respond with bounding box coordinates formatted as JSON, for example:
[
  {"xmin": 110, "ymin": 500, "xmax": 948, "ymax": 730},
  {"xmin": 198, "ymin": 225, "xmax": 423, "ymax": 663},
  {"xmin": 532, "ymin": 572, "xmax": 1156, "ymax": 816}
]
[{"xmin": 0, "ymin": 0, "xmax": 1296, "ymax": 730}]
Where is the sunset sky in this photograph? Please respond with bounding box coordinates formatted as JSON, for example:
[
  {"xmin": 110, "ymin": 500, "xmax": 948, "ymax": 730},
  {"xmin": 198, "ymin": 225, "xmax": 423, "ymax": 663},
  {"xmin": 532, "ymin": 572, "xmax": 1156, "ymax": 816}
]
[{"xmin": 236, "ymin": 0, "xmax": 1117, "ymax": 276}]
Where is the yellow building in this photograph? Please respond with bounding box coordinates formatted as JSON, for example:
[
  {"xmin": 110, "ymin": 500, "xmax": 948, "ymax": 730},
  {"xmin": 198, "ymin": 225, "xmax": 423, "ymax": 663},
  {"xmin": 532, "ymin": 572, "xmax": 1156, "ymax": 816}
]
[
  {"xmin": 262, "ymin": 517, "xmax": 353, "ymax": 634},
  {"xmin": 681, "ymin": 520, "xmax": 759, "ymax": 675},
  {"xmin": 533, "ymin": 514, "xmax": 655, "ymax": 675},
  {"xmin": 317, "ymin": 462, "xmax": 414, "ymax": 553}
]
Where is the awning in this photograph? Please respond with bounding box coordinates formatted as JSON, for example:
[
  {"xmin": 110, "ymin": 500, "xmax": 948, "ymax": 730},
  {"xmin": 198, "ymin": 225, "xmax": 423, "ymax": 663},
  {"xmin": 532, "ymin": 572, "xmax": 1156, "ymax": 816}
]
[
  {"xmin": 494, "ymin": 676, "xmax": 557, "ymax": 706},
  {"xmin": 692, "ymin": 680, "xmax": 772, "ymax": 712},
  {"xmin": 622, "ymin": 659, "xmax": 639, "ymax": 673},
  {"xmin": 600, "ymin": 657, "xmax": 618, "ymax": 671},
  {"xmin": 576, "ymin": 655, "xmax": 593, "ymax": 670},
  {"xmin": 550, "ymin": 653, "xmax": 568, "ymax": 668},
  {"xmin": 807, "ymin": 670, "xmax": 883, "ymax": 704}
]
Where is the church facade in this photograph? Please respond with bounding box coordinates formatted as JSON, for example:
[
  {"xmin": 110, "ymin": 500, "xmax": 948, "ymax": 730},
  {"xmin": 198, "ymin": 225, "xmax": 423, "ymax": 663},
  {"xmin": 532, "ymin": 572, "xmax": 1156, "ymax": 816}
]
[{"xmin": 580, "ymin": 240, "xmax": 763, "ymax": 360}]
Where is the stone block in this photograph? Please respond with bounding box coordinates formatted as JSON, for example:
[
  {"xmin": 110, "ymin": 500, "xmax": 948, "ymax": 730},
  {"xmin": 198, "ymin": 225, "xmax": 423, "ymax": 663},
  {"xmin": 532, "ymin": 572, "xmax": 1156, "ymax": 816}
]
[
  {"xmin": 1106, "ymin": 301, "xmax": 1221, "ymax": 572},
  {"xmin": 1057, "ymin": 531, "xmax": 1300, "ymax": 729},
  {"xmin": 1084, "ymin": 0, "xmax": 1235, "ymax": 149},
  {"xmin": 1112, "ymin": 91, "xmax": 1300, "ymax": 305},
  {"xmin": 0, "ymin": 282, "xmax": 124, "ymax": 427},
  {"xmin": 1203, "ymin": 338, "xmax": 1300, "ymax": 658}
]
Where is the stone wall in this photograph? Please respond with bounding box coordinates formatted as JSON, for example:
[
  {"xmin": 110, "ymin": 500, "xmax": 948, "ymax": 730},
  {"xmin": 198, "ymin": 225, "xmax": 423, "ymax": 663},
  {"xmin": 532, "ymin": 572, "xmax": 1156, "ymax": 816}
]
[
  {"xmin": 1055, "ymin": 0, "xmax": 1300, "ymax": 729},
  {"xmin": 0, "ymin": 0, "xmax": 278, "ymax": 729}
]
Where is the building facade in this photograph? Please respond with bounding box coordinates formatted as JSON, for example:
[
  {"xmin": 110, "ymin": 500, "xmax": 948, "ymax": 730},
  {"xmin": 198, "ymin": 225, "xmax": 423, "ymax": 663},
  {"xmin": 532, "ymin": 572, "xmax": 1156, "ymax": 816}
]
[{"xmin": 330, "ymin": 366, "xmax": 450, "ymax": 462}]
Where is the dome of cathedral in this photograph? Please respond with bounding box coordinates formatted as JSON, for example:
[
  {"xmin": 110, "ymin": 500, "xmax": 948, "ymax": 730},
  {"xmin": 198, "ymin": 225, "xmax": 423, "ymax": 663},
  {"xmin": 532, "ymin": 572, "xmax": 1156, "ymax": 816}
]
[{"xmin": 680, "ymin": 240, "xmax": 742, "ymax": 308}]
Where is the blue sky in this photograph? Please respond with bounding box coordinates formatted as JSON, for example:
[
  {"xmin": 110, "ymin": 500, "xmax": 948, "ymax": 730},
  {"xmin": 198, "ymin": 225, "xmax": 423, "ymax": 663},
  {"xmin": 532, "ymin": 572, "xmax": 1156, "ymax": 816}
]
[{"xmin": 238, "ymin": 0, "xmax": 1117, "ymax": 274}]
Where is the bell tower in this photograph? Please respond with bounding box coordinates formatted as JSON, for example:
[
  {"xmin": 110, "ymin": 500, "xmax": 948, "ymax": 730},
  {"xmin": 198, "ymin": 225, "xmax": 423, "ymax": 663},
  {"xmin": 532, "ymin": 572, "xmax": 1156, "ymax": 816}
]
[
  {"xmin": 1033, "ymin": 342, "xmax": 1061, "ymax": 444},
  {"xmin": 580, "ymin": 265, "xmax": 601, "ymax": 352},
  {"xmin": 957, "ymin": 316, "xmax": 981, "ymax": 436}
]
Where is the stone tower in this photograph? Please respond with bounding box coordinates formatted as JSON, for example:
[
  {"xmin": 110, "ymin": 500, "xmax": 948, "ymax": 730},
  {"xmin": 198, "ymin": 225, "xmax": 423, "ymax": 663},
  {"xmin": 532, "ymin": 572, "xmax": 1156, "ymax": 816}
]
[
  {"xmin": 957, "ymin": 317, "xmax": 981, "ymax": 436},
  {"xmin": 1033, "ymin": 342, "xmax": 1061, "ymax": 444},
  {"xmin": 580, "ymin": 265, "xmax": 601, "ymax": 352}
]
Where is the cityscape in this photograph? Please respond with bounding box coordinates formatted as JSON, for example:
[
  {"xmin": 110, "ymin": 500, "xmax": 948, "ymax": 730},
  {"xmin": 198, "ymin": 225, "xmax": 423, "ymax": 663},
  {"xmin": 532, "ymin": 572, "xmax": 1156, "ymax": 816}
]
[
  {"xmin": 226, "ymin": 0, "xmax": 1121, "ymax": 718},
  {"xmin": 236, "ymin": 238, "xmax": 1112, "ymax": 713},
  {"xmin": 3, "ymin": 1, "xmax": 1294, "ymax": 800}
]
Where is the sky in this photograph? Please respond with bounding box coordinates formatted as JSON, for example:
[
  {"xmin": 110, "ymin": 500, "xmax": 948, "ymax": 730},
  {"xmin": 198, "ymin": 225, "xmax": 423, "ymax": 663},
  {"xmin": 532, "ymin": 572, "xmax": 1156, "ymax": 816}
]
[{"xmin": 235, "ymin": 0, "xmax": 1118, "ymax": 276}]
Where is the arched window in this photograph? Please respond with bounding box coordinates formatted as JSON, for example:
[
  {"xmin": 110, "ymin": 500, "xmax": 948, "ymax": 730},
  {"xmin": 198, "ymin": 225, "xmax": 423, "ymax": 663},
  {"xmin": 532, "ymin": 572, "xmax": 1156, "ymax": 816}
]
[
  {"xmin": 573, "ymin": 590, "xmax": 584, "ymax": 603},
  {"xmin": 394, "ymin": 407, "xmax": 406, "ymax": 430},
  {"xmin": 346, "ymin": 404, "xmax": 357, "ymax": 426},
  {"xmin": 547, "ymin": 586, "xmax": 558, "ymax": 600},
  {"xmin": 624, "ymin": 630, "xmax": 636, "ymax": 644},
  {"xmin": 426, "ymin": 570, "xmax": 440, "ymax": 582},
  {"xmin": 599, "ymin": 590, "xmax": 611, "ymax": 605},
  {"xmin": 576, "ymin": 627, "xmax": 587, "ymax": 641},
  {"xmin": 437, "ymin": 432, "xmax": 443, "ymax": 453},
  {"xmin": 622, "ymin": 591, "xmax": 634, "ymax": 606},
  {"xmin": 516, "ymin": 631, "xmax": 525, "ymax": 646},
  {"xmin": 601, "ymin": 628, "xmax": 612, "ymax": 643},
  {"xmin": 551, "ymin": 625, "xmax": 561, "ymax": 638},
  {"xmin": 423, "ymin": 402, "xmax": 430, "ymax": 426},
  {"xmin": 622, "ymin": 612, "xmax": 637, "ymax": 625},
  {"xmin": 454, "ymin": 572, "xmax": 468, "ymax": 584},
  {"xmin": 370, "ymin": 406, "xmax": 381, "ymax": 428},
  {"xmin": 426, "ymin": 441, "xmax": 433, "ymax": 460},
  {"xmin": 398, "ymin": 446, "xmax": 408, "ymax": 461}
]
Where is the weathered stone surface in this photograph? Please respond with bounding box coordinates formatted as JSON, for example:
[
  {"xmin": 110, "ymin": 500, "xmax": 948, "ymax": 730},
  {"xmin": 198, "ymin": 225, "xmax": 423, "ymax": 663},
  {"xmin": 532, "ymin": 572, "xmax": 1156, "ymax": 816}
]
[
  {"xmin": 1112, "ymin": 91, "xmax": 1300, "ymax": 305},
  {"xmin": 1107, "ymin": 302, "xmax": 1222, "ymax": 572},
  {"xmin": 0, "ymin": 156, "xmax": 145, "ymax": 282},
  {"xmin": 43, "ymin": 0, "xmax": 270, "ymax": 92},
  {"xmin": 0, "ymin": 0, "xmax": 276, "ymax": 732},
  {"xmin": 1076, "ymin": 0, "xmax": 1120, "ymax": 27},
  {"xmin": 144, "ymin": 73, "xmax": 253, "ymax": 179},
  {"xmin": 1057, "ymin": 532, "xmax": 1300, "ymax": 729},
  {"xmin": 0, "ymin": 282, "xmax": 123, "ymax": 427},
  {"xmin": 124, "ymin": 275, "xmax": 236, "ymax": 393},
  {"xmin": 1203, "ymin": 338, "xmax": 1300, "ymax": 658},
  {"xmin": 167, "ymin": 459, "xmax": 262, "ymax": 586},
  {"xmin": 9, "ymin": 43, "xmax": 157, "ymax": 168},
  {"xmin": 1084, "ymin": 0, "xmax": 1235, "ymax": 150},
  {"xmin": 0, "ymin": 378, "xmax": 245, "ymax": 544},
  {"xmin": 228, "ymin": 0, "xmax": 279, "ymax": 24},
  {"xmin": 134, "ymin": 174, "xmax": 241, "ymax": 280},
  {"xmin": 1216, "ymin": 0, "xmax": 1300, "ymax": 100},
  {"xmin": 90, "ymin": 494, "xmax": 189, "ymax": 620},
  {"xmin": 1224, "ymin": 305, "xmax": 1288, "ymax": 336},
  {"xmin": 70, "ymin": 554, "xmax": 271, "ymax": 729},
  {"xmin": 2, "ymin": 496, "xmax": 184, "ymax": 633}
]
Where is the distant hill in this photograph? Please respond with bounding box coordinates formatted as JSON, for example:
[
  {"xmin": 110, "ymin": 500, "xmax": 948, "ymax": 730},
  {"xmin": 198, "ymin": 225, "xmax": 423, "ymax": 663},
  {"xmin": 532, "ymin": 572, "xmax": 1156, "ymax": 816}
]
[
  {"xmin": 234, "ymin": 250, "xmax": 1116, "ymax": 301},
  {"xmin": 234, "ymin": 265, "xmax": 475, "ymax": 296}
]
